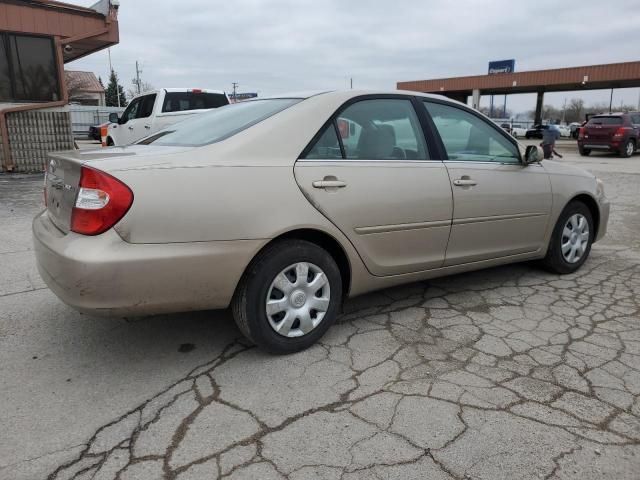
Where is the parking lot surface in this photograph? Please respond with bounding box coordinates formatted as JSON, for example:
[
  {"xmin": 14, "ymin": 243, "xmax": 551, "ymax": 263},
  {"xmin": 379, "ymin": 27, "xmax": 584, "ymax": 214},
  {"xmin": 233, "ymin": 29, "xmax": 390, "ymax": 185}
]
[{"xmin": 1, "ymin": 149, "xmax": 639, "ymax": 479}]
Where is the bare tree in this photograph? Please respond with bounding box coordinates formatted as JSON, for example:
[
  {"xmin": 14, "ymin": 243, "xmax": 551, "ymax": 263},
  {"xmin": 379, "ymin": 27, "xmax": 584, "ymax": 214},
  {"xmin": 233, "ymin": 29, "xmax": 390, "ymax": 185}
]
[
  {"xmin": 126, "ymin": 81, "xmax": 154, "ymax": 100},
  {"xmin": 565, "ymin": 99, "xmax": 584, "ymax": 123}
]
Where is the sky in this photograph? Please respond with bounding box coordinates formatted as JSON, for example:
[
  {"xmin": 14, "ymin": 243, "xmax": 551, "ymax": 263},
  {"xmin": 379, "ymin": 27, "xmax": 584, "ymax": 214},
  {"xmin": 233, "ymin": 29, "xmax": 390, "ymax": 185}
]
[{"xmin": 71, "ymin": 0, "xmax": 640, "ymax": 116}]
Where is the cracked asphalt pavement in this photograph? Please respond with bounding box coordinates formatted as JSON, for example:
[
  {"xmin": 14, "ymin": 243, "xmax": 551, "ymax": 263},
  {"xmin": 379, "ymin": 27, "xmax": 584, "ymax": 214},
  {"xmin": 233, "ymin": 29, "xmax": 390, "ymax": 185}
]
[{"xmin": 1, "ymin": 150, "xmax": 639, "ymax": 479}]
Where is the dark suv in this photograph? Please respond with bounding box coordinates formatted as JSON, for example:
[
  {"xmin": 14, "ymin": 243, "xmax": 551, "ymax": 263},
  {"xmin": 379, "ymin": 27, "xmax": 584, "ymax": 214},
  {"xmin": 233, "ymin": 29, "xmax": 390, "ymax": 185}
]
[
  {"xmin": 578, "ymin": 112, "xmax": 640, "ymax": 157},
  {"xmin": 525, "ymin": 124, "xmax": 544, "ymax": 139}
]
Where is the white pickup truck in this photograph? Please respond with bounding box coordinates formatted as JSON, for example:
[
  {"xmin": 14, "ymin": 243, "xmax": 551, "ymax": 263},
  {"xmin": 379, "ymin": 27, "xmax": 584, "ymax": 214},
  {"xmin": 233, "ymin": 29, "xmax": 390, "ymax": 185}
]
[{"xmin": 106, "ymin": 88, "xmax": 229, "ymax": 146}]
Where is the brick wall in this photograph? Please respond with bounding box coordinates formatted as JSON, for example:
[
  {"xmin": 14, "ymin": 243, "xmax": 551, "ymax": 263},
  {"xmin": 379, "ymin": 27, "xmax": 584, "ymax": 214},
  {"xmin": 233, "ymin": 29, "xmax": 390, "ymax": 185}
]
[{"xmin": 4, "ymin": 110, "xmax": 75, "ymax": 172}]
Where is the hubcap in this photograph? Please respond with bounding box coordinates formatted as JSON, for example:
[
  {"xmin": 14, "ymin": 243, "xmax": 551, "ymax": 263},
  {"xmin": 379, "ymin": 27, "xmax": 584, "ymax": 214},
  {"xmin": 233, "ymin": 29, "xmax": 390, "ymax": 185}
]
[
  {"xmin": 265, "ymin": 262, "xmax": 330, "ymax": 338},
  {"xmin": 627, "ymin": 142, "xmax": 634, "ymax": 156},
  {"xmin": 561, "ymin": 214, "xmax": 590, "ymax": 264}
]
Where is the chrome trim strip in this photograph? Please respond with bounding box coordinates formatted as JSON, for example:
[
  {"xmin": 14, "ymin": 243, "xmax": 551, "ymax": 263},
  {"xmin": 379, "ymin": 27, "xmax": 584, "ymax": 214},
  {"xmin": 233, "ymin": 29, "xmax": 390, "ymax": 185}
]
[
  {"xmin": 297, "ymin": 159, "xmax": 443, "ymax": 164},
  {"xmin": 355, "ymin": 219, "xmax": 451, "ymax": 235},
  {"xmin": 453, "ymin": 212, "xmax": 547, "ymax": 226},
  {"xmin": 444, "ymin": 160, "xmax": 522, "ymax": 166}
]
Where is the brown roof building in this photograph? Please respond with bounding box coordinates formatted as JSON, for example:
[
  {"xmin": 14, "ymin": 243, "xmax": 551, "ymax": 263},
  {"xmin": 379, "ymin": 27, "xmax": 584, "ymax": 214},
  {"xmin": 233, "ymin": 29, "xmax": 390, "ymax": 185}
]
[
  {"xmin": 65, "ymin": 70, "xmax": 105, "ymax": 106},
  {"xmin": 1, "ymin": 0, "xmax": 120, "ymax": 171}
]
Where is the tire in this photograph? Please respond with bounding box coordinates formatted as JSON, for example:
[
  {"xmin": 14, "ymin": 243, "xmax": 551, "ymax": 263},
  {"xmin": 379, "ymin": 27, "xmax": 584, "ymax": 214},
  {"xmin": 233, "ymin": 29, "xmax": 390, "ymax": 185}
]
[
  {"xmin": 619, "ymin": 139, "xmax": 635, "ymax": 158},
  {"xmin": 578, "ymin": 145, "xmax": 591, "ymax": 156},
  {"xmin": 106, "ymin": 137, "xmax": 115, "ymax": 146},
  {"xmin": 232, "ymin": 239, "xmax": 342, "ymax": 354},
  {"xmin": 542, "ymin": 201, "xmax": 594, "ymax": 274},
  {"xmin": 525, "ymin": 133, "xmax": 531, "ymax": 139}
]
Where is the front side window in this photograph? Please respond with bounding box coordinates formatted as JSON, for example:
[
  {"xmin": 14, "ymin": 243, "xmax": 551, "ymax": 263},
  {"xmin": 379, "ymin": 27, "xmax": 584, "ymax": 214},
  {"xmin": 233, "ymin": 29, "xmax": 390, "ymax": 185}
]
[
  {"xmin": 337, "ymin": 99, "xmax": 428, "ymax": 160},
  {"xmin": 424, "ymin": 101, "xmax": 520, "ymax": 163},
  {"xmin": 137, "ymin": 94, "xmax": 157, "ymax": 118},
  {"xmin": 0, "ymin": 33, "xmax": 59, "ymax": 102},
  {"xmin": 629, "ymin": 114, "xmax": 640, "ymax": 125},
  {"xmin": 120, "ymin": 98, "xmax": 141, "ymax": 123},
  {"xmin": 141, "ymin": 98, "xmax": 300, "ymax": 146}
]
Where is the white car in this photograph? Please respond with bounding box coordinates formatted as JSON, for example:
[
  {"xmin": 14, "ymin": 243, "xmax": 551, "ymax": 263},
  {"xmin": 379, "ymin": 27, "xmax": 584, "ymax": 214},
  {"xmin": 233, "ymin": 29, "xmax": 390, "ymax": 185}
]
[
  {"xmin": 511, "ymin": 124, "xmax": 527, "ymax": 138},
  {"xmin": 557, "ymin": 125, "xmax": 571, "ymax": 138},
  {"xmin": 106, "ymin": 88, "xmax": 229, "ymax": 146}
]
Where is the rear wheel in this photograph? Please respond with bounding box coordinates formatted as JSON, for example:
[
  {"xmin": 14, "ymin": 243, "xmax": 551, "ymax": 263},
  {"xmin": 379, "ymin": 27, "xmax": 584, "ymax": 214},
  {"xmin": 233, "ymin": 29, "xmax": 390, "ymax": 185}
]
[
  {"xmin": 620, "ymin": 139, "xmax": 635, "ymax": 158},
  {"xmin": 542, "ymin": 201, "xmax": 593, "ymax": 274},
  {"xmin": 106, "ymin": 137, "xmax": 115, "ymax": 146},
  {"xmin": 578, "ymin": 145, "xmax": 591, "ymax": 156},
  {"xmin": 232, "ymin": 239, "xmax": 342, "ymax": 354}
]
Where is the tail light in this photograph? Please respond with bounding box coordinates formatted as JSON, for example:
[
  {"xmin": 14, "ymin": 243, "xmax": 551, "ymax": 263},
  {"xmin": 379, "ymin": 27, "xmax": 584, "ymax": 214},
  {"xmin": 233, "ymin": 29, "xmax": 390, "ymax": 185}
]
[
  {"xmin": 612, "ymin": 127, "xmax": 626, "ymax": 139},
  {"xmin": 578, "ymin": 127, "xmax": 585, "ymax": 140},
  {"xmin": 71, "ymin": 166, "xmax": 133, "ymax": 236}
]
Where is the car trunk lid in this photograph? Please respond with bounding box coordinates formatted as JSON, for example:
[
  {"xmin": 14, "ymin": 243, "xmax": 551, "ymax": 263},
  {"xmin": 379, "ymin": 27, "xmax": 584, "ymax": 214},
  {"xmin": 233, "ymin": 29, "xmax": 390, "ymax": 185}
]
[{"xmin": 44, "ymin": 145, "xmax": 192, "ymax": 233}]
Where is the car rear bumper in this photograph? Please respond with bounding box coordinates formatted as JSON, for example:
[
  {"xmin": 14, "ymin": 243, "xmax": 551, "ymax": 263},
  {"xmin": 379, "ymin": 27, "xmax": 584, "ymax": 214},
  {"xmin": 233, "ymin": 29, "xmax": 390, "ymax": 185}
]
[
  {"xmin": 33, "ymin": 210, "xmax": 266, "ymax": 316},
  {"xmin": 578, "ymin": 141, "xmax": 621, "ymax": 151}
]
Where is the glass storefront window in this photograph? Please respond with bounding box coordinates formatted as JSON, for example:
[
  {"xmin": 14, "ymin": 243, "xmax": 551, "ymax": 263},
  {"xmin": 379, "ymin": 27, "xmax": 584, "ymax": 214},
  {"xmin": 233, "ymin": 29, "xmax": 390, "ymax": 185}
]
[{"xmin": 1, "ymin": 33, "xmax": 60, "ymax": 102}]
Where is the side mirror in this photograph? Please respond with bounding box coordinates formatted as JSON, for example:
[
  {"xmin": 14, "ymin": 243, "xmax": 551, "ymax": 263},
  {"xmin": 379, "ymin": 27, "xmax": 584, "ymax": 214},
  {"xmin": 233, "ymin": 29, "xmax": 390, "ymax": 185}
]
[
  {"xmin": 524, "ymin": 145, "xmax": 544, "ymax": 164},
  {"xmin": 108, "ymin": 112, "xmax": 120, "ymax": 124}
]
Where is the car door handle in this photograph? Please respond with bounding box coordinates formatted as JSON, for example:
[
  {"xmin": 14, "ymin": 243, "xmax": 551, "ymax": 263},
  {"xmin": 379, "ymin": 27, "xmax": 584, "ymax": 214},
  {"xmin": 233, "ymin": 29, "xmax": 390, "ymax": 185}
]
[
  {"xmin": 128, "ymin": 126, "xmax": 134, "ymax": 130},
  {"xmin": 312, "ymin": 180, "xmax": 347, "ymax": 189},
  {"xmin": 144, "ymin": 125, "xmax": 151, "ymax": 129},
  {"xmin": 453, "ymin": 178, "xmax": 477, "ymax": 187}
]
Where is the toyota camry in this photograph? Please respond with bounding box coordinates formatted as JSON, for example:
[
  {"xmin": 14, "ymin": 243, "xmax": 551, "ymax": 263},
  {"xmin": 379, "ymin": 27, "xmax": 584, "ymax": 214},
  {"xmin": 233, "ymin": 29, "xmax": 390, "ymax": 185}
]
[{"xmin": 34, "ymin": 90, "xmax": 610, "ymax": 353}]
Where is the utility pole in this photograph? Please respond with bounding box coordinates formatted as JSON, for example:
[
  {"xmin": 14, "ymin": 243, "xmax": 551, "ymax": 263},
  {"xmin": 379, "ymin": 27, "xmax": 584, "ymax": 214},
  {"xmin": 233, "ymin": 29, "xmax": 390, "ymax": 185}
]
[
  {"xmin": 232, "ymin": 82, "xmax": 238, "ymax": 102},
  {"xmin": 350, "ymin": 77, "xmax": 353, "ymax": 89},
  {"xmin": 135, "ymin": 61, "xmax": 142, "ymax": 95},
  {"xmin": 561, "ymin": 98, "xmax": 566, "ymax": 124},
  {"xmin": 609, "ymin": 88, "xmax": 614, "ymax": 113}
]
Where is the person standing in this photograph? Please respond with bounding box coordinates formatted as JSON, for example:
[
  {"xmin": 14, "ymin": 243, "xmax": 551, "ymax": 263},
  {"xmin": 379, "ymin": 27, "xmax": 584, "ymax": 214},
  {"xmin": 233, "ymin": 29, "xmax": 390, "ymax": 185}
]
[{"xmin": 541, "ymin": 124, "xmax": 561, "ymax": 159}]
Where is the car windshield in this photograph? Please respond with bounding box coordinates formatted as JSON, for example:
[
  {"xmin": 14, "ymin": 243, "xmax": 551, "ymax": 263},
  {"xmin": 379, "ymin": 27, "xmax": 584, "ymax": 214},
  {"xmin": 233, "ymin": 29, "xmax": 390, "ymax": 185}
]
[
  {"xmin": 140, "ymin": 98, "xmax": 301, "ymax": 146},
  {"xmin": 588, "ymin": 116, "xmax": 622, "ymax": 126}
]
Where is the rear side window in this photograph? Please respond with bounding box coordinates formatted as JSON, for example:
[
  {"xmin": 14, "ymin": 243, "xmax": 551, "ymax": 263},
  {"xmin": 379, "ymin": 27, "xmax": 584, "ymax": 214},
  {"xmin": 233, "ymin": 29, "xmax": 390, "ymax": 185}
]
[
  {"xmin": 141, "ymin": 99, "xmax": 300, "ymax": 146},
  {"xmin": 588, "ymin": 116, "xmax": 623, "ymax": 125},
  {"xmin": 303, "ymin": 98, "xmax": 429, "ymax": 160},
  {"xmin": 162, "ymin": 92, "xmax": 229, "ymax": 113},
  {"xmin": 304, "ymin": 124, "xmax": 342, "ymax": 159},
  {"xmin": 631, "ymin": 114, "xmax": 640, "ymax": 125}
]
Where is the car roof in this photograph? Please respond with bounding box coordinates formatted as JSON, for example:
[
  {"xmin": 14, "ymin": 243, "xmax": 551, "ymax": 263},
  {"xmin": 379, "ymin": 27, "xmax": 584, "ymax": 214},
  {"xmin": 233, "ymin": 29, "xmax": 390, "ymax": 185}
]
[{"xmin": 261, "ymin": 89, "xmax": 468, "ymax": 105}]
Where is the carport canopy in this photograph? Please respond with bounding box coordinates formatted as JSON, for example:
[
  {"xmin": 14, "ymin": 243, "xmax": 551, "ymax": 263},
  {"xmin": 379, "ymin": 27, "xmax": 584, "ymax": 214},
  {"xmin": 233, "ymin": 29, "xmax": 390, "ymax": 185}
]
[{"xmin": 398, "ymin": 61, "xmax": 640, "ymax": 123}]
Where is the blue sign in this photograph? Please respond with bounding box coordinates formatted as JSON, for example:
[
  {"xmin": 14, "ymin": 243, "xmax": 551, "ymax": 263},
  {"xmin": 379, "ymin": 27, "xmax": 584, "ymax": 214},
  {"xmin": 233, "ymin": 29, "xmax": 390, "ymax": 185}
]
[{"xmin": 488, "ymin": 60, "xmax": 515, "ymax": 75}]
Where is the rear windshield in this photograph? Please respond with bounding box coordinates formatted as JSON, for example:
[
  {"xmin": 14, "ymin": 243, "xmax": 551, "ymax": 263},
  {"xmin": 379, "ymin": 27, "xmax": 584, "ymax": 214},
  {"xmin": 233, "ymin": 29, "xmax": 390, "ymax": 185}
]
[
  {"xmin": 588, "ymin": 116, "xmax": 623, "ymax": 126},
  {"xmin": 141, "ymin": 98, "xmax": 301, "ymax": 147},
  {"xmin": 161, "ymin": 92, "xmax": 229, "ymax": 113}
]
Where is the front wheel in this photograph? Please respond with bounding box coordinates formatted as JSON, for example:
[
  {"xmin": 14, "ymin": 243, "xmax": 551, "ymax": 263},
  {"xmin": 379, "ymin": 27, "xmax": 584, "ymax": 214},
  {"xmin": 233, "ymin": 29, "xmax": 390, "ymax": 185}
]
[
  {"xmin": 232, "ymin": 239, "xmax": 342, "ymax": 354},
  {"xmin": 542, "ymin": 202, "xmax": 594, "ymax": 274}
]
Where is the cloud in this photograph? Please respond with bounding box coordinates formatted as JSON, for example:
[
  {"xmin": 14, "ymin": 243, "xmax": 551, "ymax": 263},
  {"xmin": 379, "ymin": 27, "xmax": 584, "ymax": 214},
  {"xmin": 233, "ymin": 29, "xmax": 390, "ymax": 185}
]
[{"xmin": 70, "ymin": 0, "xmax": 640, "ymax": 113}]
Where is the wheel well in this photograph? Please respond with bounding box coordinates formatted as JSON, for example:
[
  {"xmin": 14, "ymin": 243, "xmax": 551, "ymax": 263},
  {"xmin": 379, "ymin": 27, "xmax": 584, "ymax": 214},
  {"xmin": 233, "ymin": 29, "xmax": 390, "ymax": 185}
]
[
  {"xmin": 570, "ymin": 194, "xmax": 600, "ymax": 239},
  {"xmin": 106, "ymin": 136, "xmax": 114, "ymax": 146},
  {"xmin": 268, "ymin": 229, "xmax": 351, "ymax": 297}
]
